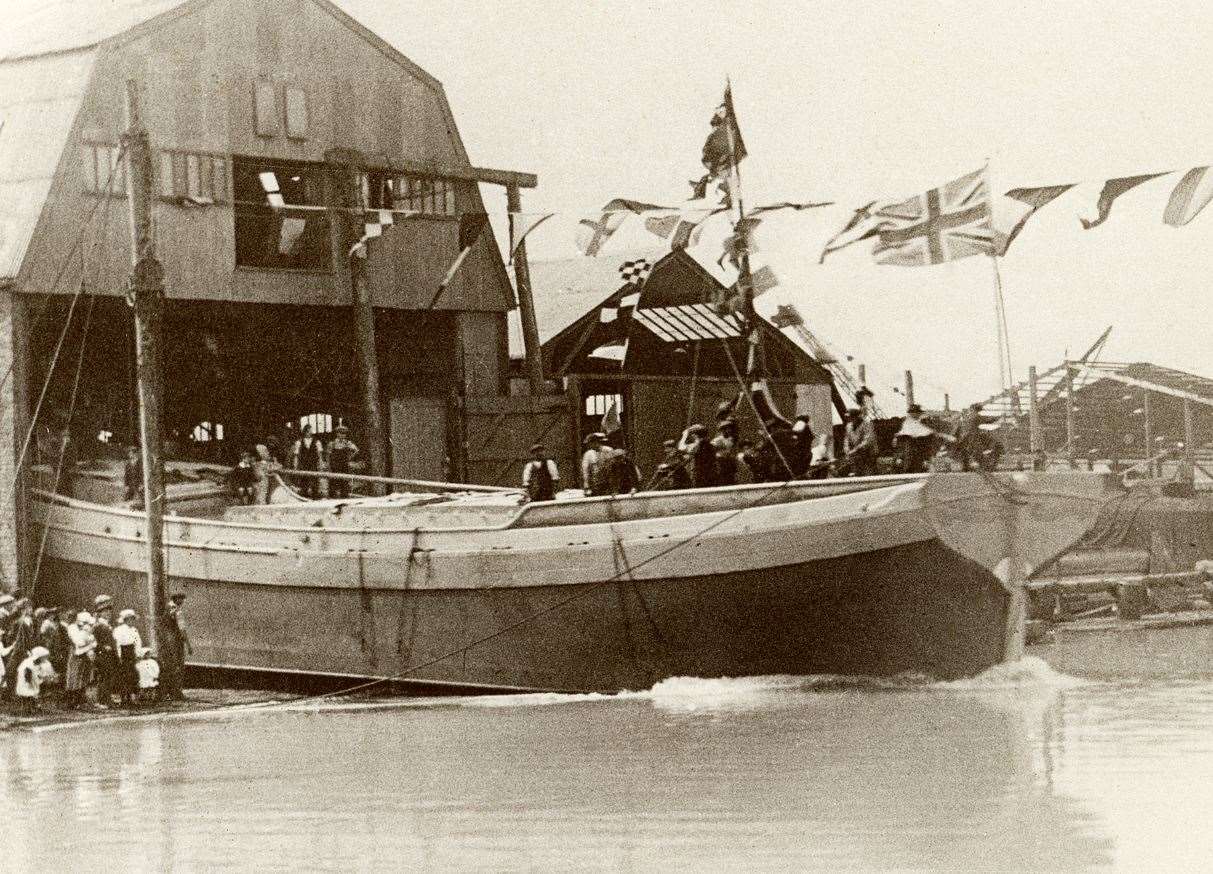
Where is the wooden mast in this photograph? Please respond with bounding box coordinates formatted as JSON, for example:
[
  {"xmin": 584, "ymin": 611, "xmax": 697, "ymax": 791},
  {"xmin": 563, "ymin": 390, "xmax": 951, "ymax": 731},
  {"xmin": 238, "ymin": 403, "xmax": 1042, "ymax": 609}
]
[
  {"xmin": 324, "ymin": 152, "xmax": 387, "ymax": 482},
  {"xmin": 122, "ymin": 80, "xmax": 167, "ymax": 650}
]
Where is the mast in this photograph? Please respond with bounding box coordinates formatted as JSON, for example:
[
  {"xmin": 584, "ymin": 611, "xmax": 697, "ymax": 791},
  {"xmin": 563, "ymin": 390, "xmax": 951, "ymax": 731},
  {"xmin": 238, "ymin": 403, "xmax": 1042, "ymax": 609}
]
[
  {"xmin": 324, "ymin": 152, "xmax": 387, "ymax": 483},
  {"xmin": 724, "ymin": 106, "xmax": 760, "ymax": 379},
  {"xmin": 122, "ymin": 80, "xmax": 167, "ymax": 650}
]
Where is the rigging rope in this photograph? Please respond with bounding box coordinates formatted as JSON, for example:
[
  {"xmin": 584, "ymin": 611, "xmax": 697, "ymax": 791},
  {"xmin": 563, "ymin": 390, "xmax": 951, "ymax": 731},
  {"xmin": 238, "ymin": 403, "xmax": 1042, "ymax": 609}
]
[
  {"xmin": 29, "ymin": 293, "xmax": 98, "ymax": 596},
  {"xmin": 5, "ymin": 189, "xmax": 120, "ymax": 587},
  {"xmin": 0, "ymin": 144, "xmax": 129, "ymax": 411}
]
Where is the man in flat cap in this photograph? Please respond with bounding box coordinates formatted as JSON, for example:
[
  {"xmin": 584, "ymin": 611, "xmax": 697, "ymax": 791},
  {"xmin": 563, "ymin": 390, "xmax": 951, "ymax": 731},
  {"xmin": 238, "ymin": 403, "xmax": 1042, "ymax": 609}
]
[
  {"xmin": 580, "ymin": 433, "xmax": 607, "ymax": 496},
  {"xmin": 843, "ymin": 408, "xmax": 878, "ymax": 477},
  {"xmin": 91, "ymin": 594, "xmax": 119, "ymax": 708}
]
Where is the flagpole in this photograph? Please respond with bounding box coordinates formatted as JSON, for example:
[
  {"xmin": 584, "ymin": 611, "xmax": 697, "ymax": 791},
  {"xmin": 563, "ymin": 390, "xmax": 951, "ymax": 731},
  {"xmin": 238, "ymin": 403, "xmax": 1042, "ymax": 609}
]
[
  {"xmin": 989, "ymin": 252, "xmax": 1014, "ymax": 422},
  {"xmin": 722, "ymin": 79, "xmax": 759, "ymax": 380}
]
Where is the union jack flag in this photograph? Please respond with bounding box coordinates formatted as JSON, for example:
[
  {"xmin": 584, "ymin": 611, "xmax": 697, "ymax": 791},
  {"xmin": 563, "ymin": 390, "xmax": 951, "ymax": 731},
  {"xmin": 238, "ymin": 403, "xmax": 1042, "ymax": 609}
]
[{"xmin": 871, "ymin": 169, "xmax": 994, "ymax": 266}]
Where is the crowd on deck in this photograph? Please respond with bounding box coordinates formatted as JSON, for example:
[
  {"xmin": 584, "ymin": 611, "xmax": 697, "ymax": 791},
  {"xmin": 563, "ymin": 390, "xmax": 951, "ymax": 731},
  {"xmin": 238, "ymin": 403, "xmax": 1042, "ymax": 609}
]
[
  {"xmin": 522, "ymin": 394, "xmax": 1004, "ymax": 503},
  {"xmin": 121, "ymin": 422, "xmax": 362, "ymax": 507},
  {"xmin": 0, "ymin": 590, "xmax": 191, "ymax": 716}
]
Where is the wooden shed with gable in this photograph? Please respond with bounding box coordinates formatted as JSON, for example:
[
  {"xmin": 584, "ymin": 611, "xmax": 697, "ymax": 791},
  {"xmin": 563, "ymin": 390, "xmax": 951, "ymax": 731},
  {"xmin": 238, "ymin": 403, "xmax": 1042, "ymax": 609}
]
[{"xmin": 531, "ymin": 248, "xmax": 836, "ymax": 482}]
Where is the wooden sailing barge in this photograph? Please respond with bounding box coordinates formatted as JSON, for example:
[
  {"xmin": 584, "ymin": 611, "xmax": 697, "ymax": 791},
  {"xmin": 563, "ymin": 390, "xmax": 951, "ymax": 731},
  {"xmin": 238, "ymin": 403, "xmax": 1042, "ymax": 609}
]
[{"xmin": 32, "ymin": 470, "xmax": 1117, "ymax": 692}]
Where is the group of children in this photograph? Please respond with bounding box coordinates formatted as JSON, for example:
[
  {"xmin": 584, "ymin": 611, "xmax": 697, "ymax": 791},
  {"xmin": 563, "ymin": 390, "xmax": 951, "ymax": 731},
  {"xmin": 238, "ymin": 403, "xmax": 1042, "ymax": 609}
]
[{"xmin": 0, "ymin": 593, "xmax": 161, "ymax": 715}]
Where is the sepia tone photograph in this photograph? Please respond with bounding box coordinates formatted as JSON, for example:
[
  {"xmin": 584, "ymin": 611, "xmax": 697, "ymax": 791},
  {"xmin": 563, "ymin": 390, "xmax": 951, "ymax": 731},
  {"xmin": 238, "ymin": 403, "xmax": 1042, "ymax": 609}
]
[{"xmin": 2, "ymin": 1, "xmax": 1212, "ymax": 870}]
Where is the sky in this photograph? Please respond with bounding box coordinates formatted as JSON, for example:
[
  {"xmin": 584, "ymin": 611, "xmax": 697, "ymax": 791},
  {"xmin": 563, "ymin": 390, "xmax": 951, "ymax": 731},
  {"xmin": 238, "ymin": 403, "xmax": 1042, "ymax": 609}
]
[{"xmin": 341, "ymin": 0, "xmax": 1213, "ymax": 410}]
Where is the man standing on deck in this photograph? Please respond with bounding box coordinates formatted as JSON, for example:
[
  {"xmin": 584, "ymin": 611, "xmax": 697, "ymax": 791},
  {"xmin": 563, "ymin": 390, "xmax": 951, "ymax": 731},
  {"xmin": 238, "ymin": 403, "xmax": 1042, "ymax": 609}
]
[
  {"xmin": 581, "ymin": 433, "xmax": 607, "ymax": 496},
  {"xmin": 843, "ymin": 408, "xmax": 878, "ymax": 477},
  {"xmin": 895, "ymin": 404, "xmax": 937, "ymax": 474},
  {"xmin": 326, "ymin": 424, "xmax": 359, "ymax": 500},
  {"xmin": 290, "ymin": 425, "xmax": 326, "ymax": 498},
  {"xmin": 711, "ymin": 419, "xmax": 740, "ymax": 486},
  {"xmin": 157, "ymin": 593, "xmax": 192, "ymax": 701},
  {"xmin": 652, "ymin": 439, "xmax": 692, "ymax": 490},
  {"xmin": 678, "ymin": 424, "xmax": 717, "ymax": 488},
  {"xmin": 522, "ymin": 443, "xmax": 561, "ymax": 502}
]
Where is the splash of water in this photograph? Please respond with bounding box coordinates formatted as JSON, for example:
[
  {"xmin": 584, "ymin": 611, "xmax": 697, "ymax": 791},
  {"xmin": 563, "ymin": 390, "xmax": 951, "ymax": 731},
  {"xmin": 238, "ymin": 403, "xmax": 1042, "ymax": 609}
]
[{"xmin": 932, "ymin": 655, "xmax": 1087, "ymax": 692}]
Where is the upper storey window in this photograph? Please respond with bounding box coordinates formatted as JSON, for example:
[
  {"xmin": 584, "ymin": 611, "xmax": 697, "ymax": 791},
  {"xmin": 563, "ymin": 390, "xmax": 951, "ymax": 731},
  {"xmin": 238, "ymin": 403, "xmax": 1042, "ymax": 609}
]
[
  {"xmin": 233, "ymin": 158, "xmax": 330, "ymax": 270},
  {"xmin": 81, "ymin": 143, "xmax": 127, "ymax": 196},
  {"xmin": 364, "ymin": 172, "xmax": 457, "ymax": 217}
]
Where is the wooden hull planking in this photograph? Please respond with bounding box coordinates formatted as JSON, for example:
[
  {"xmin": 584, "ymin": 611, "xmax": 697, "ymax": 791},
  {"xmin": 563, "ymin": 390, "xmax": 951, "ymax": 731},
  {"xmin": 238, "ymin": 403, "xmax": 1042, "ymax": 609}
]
[{"xmin": 30, "ymin": 472, "xmax": 1117, "ymax": 692}]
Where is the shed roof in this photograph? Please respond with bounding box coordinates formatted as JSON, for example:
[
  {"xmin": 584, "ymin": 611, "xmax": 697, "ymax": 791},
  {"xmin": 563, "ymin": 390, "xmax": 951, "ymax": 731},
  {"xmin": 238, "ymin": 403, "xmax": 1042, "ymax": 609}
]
[
  {"xmin": 0, "ymin": 51, "xmax": 97, "ymax": 279},
  {"xmin": 507, "ymin": 253, "xmax": 643, "ymax": 353},
  {"xmin": 1076, "ymin": 362, "xmax": 1213, "ymax": 409},
  {"xmin": 0, "ymin": 1, "xmax": 194, "ymax": 279},
  {"xmin": 0, "ymin": 0, "xmax": 192, "ymax": 62},
  {"xmin": 509, "ymin": 248, "xmax": 829, "ymax": 371}
]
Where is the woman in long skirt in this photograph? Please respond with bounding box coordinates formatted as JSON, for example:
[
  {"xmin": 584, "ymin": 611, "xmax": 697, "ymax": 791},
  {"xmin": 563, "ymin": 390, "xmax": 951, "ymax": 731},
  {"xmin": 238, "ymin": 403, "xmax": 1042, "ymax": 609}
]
[
  {"xmin": 64, "ymin": 612, "xmax": 97, "ymax": 708},
  {"xmin": 113, "ymin": 609, "xmax": 143, "ymax": 707}
]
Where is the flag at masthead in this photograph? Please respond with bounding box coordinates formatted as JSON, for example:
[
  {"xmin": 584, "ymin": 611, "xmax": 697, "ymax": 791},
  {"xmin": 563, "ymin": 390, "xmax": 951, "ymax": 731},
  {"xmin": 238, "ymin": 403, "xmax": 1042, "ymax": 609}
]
[{"xmin": 691, "ymin": 84, "xmax": 748, "ymax": 203}]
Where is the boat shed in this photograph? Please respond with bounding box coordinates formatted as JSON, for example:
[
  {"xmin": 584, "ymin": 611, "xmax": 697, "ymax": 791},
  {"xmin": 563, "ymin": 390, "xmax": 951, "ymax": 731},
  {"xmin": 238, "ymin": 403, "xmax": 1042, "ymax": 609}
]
[
  {"xmin": 983, "ymin": 357, "xmax": 1213, "ymax": 480},
  {"xmin": 0, "ymin": 0, "xmax": 542, "ymax": 587},
  {"xmin": 517, "ymin": 249, "xmax": 836, "ymax": 480}
]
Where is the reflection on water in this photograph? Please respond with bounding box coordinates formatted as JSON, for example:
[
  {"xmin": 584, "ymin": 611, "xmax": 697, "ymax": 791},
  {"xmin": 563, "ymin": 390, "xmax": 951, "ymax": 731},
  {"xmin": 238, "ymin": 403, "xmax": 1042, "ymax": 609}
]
[{"xmin": 5, "ymin": 658, "xmax": 1213, "ymax": 871}]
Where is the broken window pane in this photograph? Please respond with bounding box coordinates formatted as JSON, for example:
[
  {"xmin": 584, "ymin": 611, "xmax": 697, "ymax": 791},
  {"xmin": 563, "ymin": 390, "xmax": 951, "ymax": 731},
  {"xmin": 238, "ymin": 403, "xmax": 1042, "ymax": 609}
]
[{"xmin": 233, "ymin": 158, "xmax": 330, "ymax": 270}]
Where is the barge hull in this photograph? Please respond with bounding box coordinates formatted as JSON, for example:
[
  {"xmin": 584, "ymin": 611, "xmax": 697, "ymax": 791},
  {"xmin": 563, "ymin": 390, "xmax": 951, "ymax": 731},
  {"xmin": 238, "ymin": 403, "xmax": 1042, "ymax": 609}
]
[{"xmin": 36, "ymin": 537, "xmax": 1007, "ymax": 692}]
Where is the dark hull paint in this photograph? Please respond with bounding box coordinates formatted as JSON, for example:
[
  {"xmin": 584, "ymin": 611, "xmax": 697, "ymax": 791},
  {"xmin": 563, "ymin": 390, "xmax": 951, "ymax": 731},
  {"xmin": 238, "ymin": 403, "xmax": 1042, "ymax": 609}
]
[{"xmin": 37, "ymin": 537, "xmax": 1007, "ymax": 692}]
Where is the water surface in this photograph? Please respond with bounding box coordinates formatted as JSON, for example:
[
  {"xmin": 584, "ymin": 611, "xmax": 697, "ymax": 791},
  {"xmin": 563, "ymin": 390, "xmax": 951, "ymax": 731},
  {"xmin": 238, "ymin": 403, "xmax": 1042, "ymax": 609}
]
[{"xmin": 4, "ymin": 659, "xmax": 1212, "ymax": 872}]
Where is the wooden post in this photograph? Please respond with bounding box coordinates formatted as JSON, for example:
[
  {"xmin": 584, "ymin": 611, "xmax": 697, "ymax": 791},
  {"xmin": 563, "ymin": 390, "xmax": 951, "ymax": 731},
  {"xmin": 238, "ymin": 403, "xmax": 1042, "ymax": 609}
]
[
  {"xmin": 349, "ymin": 253, "xmax": 387, "ymax": 482},
  {"xmin": 1028, "ymin": 365, "xmax": 1041, "ymax": 455},
  {"xmin": 122, "ymin": 81, "xmax": 167, "ymax": 651},
  {"xmin": 1064, "ymin": 361, "xmax": 1076, "ymax": 469},
  {"xmin": 1143, "ymin": 388, "xmax": 1153, "ymax": 475},
  {"xmin": 857, "ymin": 363, "xmax": 866, "ymax": 386},
  {"xmin": 903, "ymin": 370, "xmax": 915, "ymax": 408},
  {"xmin": 507, "ymin": 184, "xmax": 546, "ymax": 396},
  {"xmin": 1183, "ymin": 397, "xmax": 1197, "ymax": 481},
  {"xmin": 324, "ymin": 160, "xmax": 387, "ymax": 484}
]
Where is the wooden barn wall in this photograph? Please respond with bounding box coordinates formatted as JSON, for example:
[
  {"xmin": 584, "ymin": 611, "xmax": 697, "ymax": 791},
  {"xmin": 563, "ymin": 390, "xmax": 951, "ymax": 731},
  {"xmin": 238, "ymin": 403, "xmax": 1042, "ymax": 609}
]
[
  {"xmin": 16, "ymin": 0, "xmax": 512, "ymax": 314},
  {"xmin": 463, "ymin": 395, "xmax": 574, "ymax": 490},
  {"xmin": 626, "ymin": 376, "xmax": 799, "ymax": 482}
]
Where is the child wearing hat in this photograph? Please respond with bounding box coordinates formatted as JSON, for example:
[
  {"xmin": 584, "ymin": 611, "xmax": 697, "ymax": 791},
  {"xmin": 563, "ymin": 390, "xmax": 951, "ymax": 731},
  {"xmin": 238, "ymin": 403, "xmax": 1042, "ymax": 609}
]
[
  {"xmin": 14, "ymin": 646, "xmax": 51, "ymax": 714},
  {"xmin": 327, "ymin": 424, "xmax": 359, "ymax": 500},
  {"xmin": 136, "ymin": 647, "xmax": 160, "ymax": 703},
  {"xmin": 113, "ymin": 608, "xmax": 144, "ymax": 707}
]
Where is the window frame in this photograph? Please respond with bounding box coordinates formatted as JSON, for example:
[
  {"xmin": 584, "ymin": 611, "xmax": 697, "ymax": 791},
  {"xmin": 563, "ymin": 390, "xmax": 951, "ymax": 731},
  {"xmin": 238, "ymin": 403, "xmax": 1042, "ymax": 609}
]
[
  {"xmin": 80, "ymin": 142, "xmax": 127, "ymax": 196},
  {"xmin": 158, "ymin": 150, "xmax": 231, "ymax": 204},
  {"xmin": 362, "ymin": 171, "xmax": 459, "ymax": 218},
  {"xmin": 254, "ymin": 79, "xmax": 279, "ymax": 137},
  {"xmin": 231, "ymin": 156, "xmax": 332, "ymax": 272}
]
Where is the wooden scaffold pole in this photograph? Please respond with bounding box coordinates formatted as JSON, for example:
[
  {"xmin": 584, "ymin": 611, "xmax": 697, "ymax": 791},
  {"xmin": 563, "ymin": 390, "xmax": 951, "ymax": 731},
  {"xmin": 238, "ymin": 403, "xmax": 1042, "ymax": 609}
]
[
  {"xmin": 122, "ymin": 80, "xmax": 168, "ymax": 650},
  {"xmin": 1028, "ymin": 365, "xmax": 1041, "ymax": 456},
  {"xmin": 507, "ymin": 183, "xmax": 546, "ymax": 396},
  {"xmin": 1064, "ymin": 361, "xmax": 1077, "ymax": 469}
]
